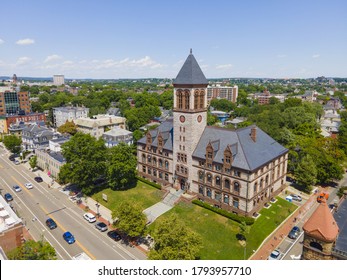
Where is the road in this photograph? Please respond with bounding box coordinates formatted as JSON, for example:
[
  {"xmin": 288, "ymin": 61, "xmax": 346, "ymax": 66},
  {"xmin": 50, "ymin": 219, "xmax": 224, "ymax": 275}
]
[
  {"xmin": 278, "ymin": 183, "xmax": 340, "ymax": 260},
  {"xmin": 0, "ymin": 146, "xmax": 146, "ymax": 260}
]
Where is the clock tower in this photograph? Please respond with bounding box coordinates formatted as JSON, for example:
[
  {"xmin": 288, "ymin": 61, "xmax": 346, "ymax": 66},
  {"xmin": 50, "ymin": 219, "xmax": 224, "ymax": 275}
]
[{"xmin": 172, "ymin": 49, "xmax": 208, "ymax": 192}]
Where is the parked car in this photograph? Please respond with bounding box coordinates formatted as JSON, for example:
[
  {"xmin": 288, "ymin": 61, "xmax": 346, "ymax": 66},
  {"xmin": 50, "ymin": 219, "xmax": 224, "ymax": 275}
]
[
  {"xmin": 288, "ymin": 226, "xmax": 301, "ymax": 239},
  {"xmin": 46, "ymin": 218, "xmax": 57, "ymax": 229},
  {"xmin": 34, "ymin": 176, "xmax": 43, "ymax": 183},
  {"xmin": 95, "ymin": 222, "xmax": 108, "ymax": 232},
  {"xmin": 63, "ymin": 231, "xmax": 75, "ymax": 244},
  {"xmin": 14, "ymin": 159, "xmax": 20, "ymax": 165},
  {"xmin": 107, "ymin": 230, "xmax": 123, "ymax": 241},
  {"xmin": 4, "ymin": 193, "xmax": 13, "ymax": 202},
  {"xmin": 13, "ymin": 185, "xmax": 22, "ymax": 192},
  {"xmin": 268, "ymin": 249, "xmax": 281, "ymax": 260},
  {"xmin": 83, "ymin": 212, "xmax": 96, "ymax": 223},
  {"xmin": 24, "ymin": 182, "xmax": 33, "ymax": 189},
  {"xmin": 8, "ymin": 154, "xmax": 18, "ymax": 161},
  {"xmin": 291, "ymin": 194, "xmax": 302, "ymax": 202}
]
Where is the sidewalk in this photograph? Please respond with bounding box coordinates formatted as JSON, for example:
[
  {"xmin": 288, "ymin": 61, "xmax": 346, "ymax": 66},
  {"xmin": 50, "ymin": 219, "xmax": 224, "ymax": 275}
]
[{"xmin": 249, "ymin": 189, "xmax": 321, "ymax": 260}]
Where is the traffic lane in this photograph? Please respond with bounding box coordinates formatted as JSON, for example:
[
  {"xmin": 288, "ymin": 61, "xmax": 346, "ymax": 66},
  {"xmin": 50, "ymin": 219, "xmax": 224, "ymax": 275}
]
[{"xmin": 282, "ymin": 233, "xmax": 304, "ymax": 260}]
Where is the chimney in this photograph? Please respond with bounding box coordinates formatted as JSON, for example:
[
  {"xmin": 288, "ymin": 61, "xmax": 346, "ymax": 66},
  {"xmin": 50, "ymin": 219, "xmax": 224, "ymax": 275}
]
[{"xmin": 250, "ymin": 126, "xmax": 257, "ymax": 142}]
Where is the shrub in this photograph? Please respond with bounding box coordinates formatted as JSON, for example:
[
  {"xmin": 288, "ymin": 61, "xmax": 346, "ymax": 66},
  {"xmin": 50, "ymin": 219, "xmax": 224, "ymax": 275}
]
[
  {"xmin": 192, "ymin": 200, "xmax": 254, "ymax": 225},
  {"xmin": 136, "ymin": 176, "xmax": 162, "ymax": 190}
]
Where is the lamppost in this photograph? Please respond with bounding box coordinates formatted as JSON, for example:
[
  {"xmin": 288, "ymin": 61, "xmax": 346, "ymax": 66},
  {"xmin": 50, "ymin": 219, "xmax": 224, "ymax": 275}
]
[{"xmin": 95, "ymin": 202, "xmax": 100, "ymax": 218}]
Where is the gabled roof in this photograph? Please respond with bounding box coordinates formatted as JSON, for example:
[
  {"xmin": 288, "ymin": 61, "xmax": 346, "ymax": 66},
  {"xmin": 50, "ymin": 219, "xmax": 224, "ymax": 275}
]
[
  {"xmin": 192, "ymin": 125, "xmax": 288, "ymax": 171},
  {"xmin": 173, "ymin": 50, "xmax": 208, "ymax": 86},
  {"xmin": 303, "ymin": 198, "xmax": 339, "ymax": 242},
  {"xmin": 137, "ymin": 119, "xmax": 173, "ymax": 152}
]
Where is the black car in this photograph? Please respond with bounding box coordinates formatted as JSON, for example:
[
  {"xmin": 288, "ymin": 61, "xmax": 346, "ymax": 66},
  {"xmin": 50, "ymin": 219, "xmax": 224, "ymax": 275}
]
[
  {"xmin": 46, "ymin": 218, "xmax": 57, "ymax": 229},
  {"xmin": 8, "ymin": 154, "xmax": 18, "ymax": 161},
  {"xmin": 34, "ymin": 176, "xmax": 43, "ymax": 183},
  {"xmin": 107, "ymin": 230, "xmax": 122, "ymax": 241},
  {"xmin": 288, "ymin": 226, "xmax": 301, "ymax": 239}
]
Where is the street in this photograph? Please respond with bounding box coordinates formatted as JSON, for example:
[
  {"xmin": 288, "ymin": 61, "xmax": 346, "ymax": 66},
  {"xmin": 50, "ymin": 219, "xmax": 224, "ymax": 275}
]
[{"xmin": 0, "ymin": 147, "xmax": 146, "ymax": 260}]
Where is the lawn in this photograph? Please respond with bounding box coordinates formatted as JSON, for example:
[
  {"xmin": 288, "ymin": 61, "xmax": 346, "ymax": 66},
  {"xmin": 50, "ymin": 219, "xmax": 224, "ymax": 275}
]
[
  {"xmin": 149, "ymin": 197, "xmax": 297, "ymax": 260},
  {"xmin": 91, "ymin": 180, "xmax": 163, "ymax": 212}
]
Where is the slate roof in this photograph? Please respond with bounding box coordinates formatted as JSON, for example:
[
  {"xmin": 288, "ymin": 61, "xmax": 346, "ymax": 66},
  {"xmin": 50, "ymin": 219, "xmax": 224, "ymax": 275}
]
[
  {"xmin": 303, "ymin": 198, "xmax": 339, "ymax": 242},
  {"xmin": 334, "ymin": 198, "xmax": 347, "ymax": 253},
  {"xmin": 192, "ymin": 125, "xmax": 288, "ymax": 171},
  {"xmin": 173, "ymin": 50, "xmax": 208, "ymax": 86},
  {"xmin": 137, "ymin": 119, "xmax": 173, "ymax": 151}
]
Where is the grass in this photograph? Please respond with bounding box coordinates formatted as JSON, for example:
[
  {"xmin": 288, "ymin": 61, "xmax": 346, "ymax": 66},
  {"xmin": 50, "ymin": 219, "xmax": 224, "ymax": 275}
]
[
  {"xmin": 149, "ymin": 197, "xmax": 297, "ymax": 260},
  {"xmin": 91, "ymin": 180, "xmax": 163, "ymax": 212}
]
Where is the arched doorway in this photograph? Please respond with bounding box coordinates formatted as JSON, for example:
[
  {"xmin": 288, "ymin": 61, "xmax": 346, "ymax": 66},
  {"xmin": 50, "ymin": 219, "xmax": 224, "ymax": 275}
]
[{"xmin": 180, "ymin": 179, "xmax": 185, "ymax": 190}]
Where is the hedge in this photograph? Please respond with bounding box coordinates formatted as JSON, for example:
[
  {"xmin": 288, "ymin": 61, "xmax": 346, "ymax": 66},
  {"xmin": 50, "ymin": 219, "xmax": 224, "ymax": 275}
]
[
  {"xmin": 192, "ymin": 200, "xmax": 255, "ymax": 225},
  {"xmin": 136, "ymin": 176, "xmax": 162, "ymax": 190}
]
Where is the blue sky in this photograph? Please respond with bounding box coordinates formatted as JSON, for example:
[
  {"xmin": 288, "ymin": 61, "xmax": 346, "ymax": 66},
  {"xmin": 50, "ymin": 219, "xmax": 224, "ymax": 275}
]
[{"xmin": 0, "ymin": 0, "xmax": 346, "ymax": 79}]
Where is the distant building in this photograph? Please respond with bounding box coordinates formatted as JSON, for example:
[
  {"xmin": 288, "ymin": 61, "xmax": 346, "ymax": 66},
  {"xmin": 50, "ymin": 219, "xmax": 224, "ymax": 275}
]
[
  {"xmin": 103, "ymin": 127, "xmax": 133, "ymax": 147},
  {"xmin": 0, "ymin": 195, "xmax": 25, "ymax": 254},
  {"xmin": 0, "ymin": 113, "xmax": 46, "ymax": 134},
  {"xmin": 21, "ymin": 124, "xmax": 55, "ymax": 151},
  {"xmin": 53, "ymin": 75, "xmax": 65, "ymax": 86},
  {"xmin": 36, "ymin": 149, "xmax": 66, "ymax": 179},
  {"xmin": 0, "ymin": 91, "xmax": 31, "ymax": 116},
  {"xmin": 12, "ymin": 74, "xmax": 17, "ymax": 84},
  {"xmin": 75, "ymin": 114, "xmax": 126, "ymax": 139},
  {"xmin": 207, "ymin": 85, "xmax": 238, "ymax": 104},
  {"xmin": 53, "ymin": 106, "xmax": 89, "ymax": 128}
]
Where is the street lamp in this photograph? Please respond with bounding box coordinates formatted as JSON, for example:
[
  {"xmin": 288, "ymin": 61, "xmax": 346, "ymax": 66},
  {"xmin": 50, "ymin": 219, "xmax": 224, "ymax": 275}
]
[{"xmin": 95, "ymin": 202, "xmax": 100, "ymax": 218}]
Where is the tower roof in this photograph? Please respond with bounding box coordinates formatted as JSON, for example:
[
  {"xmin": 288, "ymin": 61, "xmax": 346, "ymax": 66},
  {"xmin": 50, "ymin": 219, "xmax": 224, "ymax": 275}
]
[
  {"xmin": 173, "ymin": 50, "xmax": 208, "ymax": 86},
  {"xmin": 303, "ymin": 198, "xmax": 339, "ymax": 242}
]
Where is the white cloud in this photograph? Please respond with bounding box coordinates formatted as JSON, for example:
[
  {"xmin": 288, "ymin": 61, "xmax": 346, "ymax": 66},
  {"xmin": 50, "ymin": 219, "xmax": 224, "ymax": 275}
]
[
  {"xmin": 44, "ymin": 54, "xmax": 62, "ymax": 63},
  {"xmin": 16, "ymin": 56, "xmax": 32, "ymax": 65},
  {"xmin": 216, "ymin": 64, "xmax": 233, "ymax": 69},
  {"xmin": 95, "ymin": 56, "xmax": 163, "ymax": 70},
  {"xmin": 16, "ymin": 38, "xmax": 35, "ymax": 45},
  {"xmin": 312, "ymin": 54, "xmax": 320, "ymax": 58},
  {"xmin": 0, "ymin": 39, "xmax": 4, "ymax": 45}
]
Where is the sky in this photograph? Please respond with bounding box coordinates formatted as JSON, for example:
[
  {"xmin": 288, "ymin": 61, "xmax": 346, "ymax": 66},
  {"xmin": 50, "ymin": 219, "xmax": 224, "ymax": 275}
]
[{"xmin": 0, "ymin": 0, "xmax": 346, "ymax": 79}]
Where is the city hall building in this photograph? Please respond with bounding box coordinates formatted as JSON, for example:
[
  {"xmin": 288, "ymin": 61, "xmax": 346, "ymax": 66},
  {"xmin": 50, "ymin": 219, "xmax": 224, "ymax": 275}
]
[{"xmin": 137, "ymin": 51, "xmax": 288, "ymax": 217}]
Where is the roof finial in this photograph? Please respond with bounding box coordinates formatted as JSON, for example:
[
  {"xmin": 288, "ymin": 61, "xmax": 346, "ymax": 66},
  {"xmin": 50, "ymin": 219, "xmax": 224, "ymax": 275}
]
[{"xmin": 190, "ymin": 48, "xmax": 192, "ymax": 54}]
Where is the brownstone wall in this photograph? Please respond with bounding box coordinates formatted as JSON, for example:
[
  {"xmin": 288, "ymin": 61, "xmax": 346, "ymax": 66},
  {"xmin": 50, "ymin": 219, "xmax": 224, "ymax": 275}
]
[{"xmin": 0, "ymin": 224, "xmax": 25, "ymax": 253}]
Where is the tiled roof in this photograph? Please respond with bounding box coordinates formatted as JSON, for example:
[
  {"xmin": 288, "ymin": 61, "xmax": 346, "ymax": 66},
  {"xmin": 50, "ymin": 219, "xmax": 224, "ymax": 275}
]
[
  {"xmin": 303, "ymin": 198, "xmax": 339, "ymax": 242},
  {"xmin": 173, "ymin": 50, "xmax": 208, "ymax": 86},
  {"xmin": 192, "ymin": 125, "xmax": 288, "ymax": 171}
]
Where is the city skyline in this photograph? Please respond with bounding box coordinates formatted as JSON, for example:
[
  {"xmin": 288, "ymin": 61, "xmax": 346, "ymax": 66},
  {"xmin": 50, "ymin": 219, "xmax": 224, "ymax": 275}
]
[{"xmin": 0, "ymin": 0, "xmax": 346, "ymax": 79}]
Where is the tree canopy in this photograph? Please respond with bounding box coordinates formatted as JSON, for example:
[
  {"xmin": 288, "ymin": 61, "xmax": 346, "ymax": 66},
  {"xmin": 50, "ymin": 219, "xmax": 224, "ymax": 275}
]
[
  {"xmin": 7, "ymin": 240, "xmax": 56, "ymax": 260},
  {"xmin": 148, "ymin": 214, "xmax": 202, "ymax": 260},
  {"xmin": 3, "ymin": 135, "xmax": 22, "ymax": 154},
  {"xmin": 57, "ymin": 120, "xmax": 78, "ymax": 135}
]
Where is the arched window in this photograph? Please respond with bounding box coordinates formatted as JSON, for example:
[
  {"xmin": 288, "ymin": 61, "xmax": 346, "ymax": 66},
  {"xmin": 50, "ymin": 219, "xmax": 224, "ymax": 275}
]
[
  {"xmin": 199, "ymin": 90, "xmax": 204, "ymax": 109},
  {"xmin": 158, "ymin": 159, "xmax": 163, "ymax": 167},
  {"xmin": 207, "ymin": 173, "xmax": 212, "ymax": 184},
  {"xmin": 142, "ymin": 154, "xmax": 146, "ymax": 163},
  {"xmin": 165, "ymin": 161, "xmax": 169, "ymax": 170},
  {"xmin": 224, "ymin": 179, "xmax": 230, "ymax": 189},
  {"xmin": 253, "ymin": 182, "xmax": 258, "ymax": 194},
  {"xmin": 194, "ymin": 91, "xmax": 199, "ymax": 109},
  {"xmin": 310, "ymin": 241, "xmax": 323, "ymax": 252},
  {"xmin": 265, "ymin": 175, "xmax": 269, "ymax": 186},
  {"xmin": 260, "ymin": 178, "xmax": 264, "ymax": 189},
  {"xmin": 223, "ymin": 194, "xmax": 229, "ymax": 204},
  {"xmin": 234, "ymin": 182, "xmax": 240, "ymax": 193},
  {"xmin": 233, "ymin": 197, "xmax": 239, "ymax": 208},
  {"xmin": 184, "ymin": 90, "xmax": 190, "ymax": 110},
  {"xmin": 153, "ymin": 157, "xmax": 157, "ymax": 166},
  {"xmin": 207, "ymin": 188, "xmax": 212, "ymax": 197},
  {"xmin": 215, "ymin": 176, "xmax": 221, "ymax": 186},
  {"xmin": 176, "ymin": 90, "xmax": 183, "ymax": 109},
  {"xmin": 199, "ymin": 186, "xmax": 204, "ymax": 195},
  {"xmin": 198, "ymin": 171, "xmax": 204, "ymax": 182}
]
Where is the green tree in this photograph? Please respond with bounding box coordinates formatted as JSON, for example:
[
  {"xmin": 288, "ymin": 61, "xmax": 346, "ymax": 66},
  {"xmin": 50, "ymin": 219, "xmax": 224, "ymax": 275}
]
[
  {"xmin": 3, "ymin": 135, "xmax": 22, "ymax": 154},
  {"xmin": 210, "ymin": 98, "xmax": 236, "ymax": 112},
  {"xmin": 294, "ymin": 155, "xmax": 317, "ymax": 191},
  {"xmin": 148, "ymin": 215, "xmax": 202, "ymax": 260},
  {"xmin": 29, "ymin": 155, "xmax": 37, "ymax": 170},
  {"xmin": 112, "ymin": 201, "xmax": 147, "ymax": 238},
  {"xmin": 107, "ymin": 142, "xmax": 137, "ymax": 190},
  {"xmin": 59, "ymin": 133, "xmax": 107, "ymax": 194},
  {"xmin": 207, "ymin": 112, "xmax": 218, "ymax": 125},
  {"xmin": 57, "ymin": 120, "xmax": 78, "ymax": 135},
  {"xmin": 132, "ymin": 129, "xmax": 144, "ymax": 142},
  {"xmin": 7, "ymin": 239, "xmax": 56, "ymax": 260}
]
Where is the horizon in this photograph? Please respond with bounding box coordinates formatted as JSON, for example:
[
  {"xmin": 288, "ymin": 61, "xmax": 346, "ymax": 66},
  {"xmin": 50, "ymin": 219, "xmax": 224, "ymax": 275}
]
[{"xmin": 1, "ymin": 0, "xmax": 346, "ymax": 79}]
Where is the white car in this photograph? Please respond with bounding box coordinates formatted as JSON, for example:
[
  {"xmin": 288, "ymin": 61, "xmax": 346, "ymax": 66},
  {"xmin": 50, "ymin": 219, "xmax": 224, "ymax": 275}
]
[
  {"xmin": 83, "ymin": 212, "xmax": 96, "ymax": 223},
  {"xmin": 13, "ymin": 185, "xmax": 22, "ymax": 192},
  {"xmin": 24, "ymin": 183, "xmax": 33, "ymax": 189}
]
